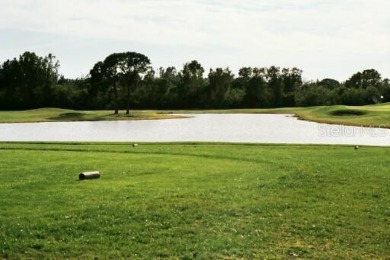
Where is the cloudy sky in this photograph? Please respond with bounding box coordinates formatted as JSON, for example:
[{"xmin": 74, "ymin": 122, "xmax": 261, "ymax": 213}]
[{"xmin": 0, "ymin": 0, "xmax": 389, "ymax": 81}]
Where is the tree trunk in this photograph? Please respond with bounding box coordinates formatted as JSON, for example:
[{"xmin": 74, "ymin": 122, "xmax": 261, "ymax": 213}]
[
  {"xmin": 113, "ymin": 82, "xmax": 119, "ymax": 115},
  {"xmin": 126, "ymin": 84, "xmax": 130, "ymax": 115}
]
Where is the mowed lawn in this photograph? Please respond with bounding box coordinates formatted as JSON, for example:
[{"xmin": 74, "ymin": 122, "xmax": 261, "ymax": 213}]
[{"xmin": 0, "ymin": 143, "xmax": 389, "ymax": 259}]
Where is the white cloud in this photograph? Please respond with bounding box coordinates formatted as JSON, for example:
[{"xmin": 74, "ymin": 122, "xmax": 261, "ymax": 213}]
[{"xmin": 0, "ymin": 0, "xmax": 389, "ymax": 80}]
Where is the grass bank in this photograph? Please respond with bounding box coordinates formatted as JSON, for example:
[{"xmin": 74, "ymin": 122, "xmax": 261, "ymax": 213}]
[
  {"xmin": 0, "ymin": 103, "xmax": 389, "ymax": 128},
  {"xmin": 0, "ymin": 143, "xmax": 388, "ymax": 258},
  {"xmin": 292, "ymin": 103, "xmax": 390, "ymax": 128},
  {"xmin": 0, "ymin": 108, "xmax": 183, "ymax": 123},
  {"xmin": 170, "ymin": 103, "xmax": 390, "ymax": 128}
]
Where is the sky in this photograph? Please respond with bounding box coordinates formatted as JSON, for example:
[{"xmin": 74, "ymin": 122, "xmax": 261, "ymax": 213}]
[{"xmin": 0, "ymin": 0, "xmax": 389, "ymax": 81}]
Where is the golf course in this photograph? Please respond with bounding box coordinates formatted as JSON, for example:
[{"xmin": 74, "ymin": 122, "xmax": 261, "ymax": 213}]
[
  {"xmin": 2, "ymin": 0, "xmax": 389, "ymax": 257},
  {"xmin": 0, "ymin": 104, "xmax": 389, "ymax": 258}
]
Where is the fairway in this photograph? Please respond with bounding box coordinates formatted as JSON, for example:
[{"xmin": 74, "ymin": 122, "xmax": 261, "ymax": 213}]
[{"xmin": 0, "ymin": 143, "xmax": 389, "ymax": 259}]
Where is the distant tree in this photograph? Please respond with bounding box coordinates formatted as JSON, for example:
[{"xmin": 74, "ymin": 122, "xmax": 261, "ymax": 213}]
[
  {"xmin": 365, "ymin": 86, "xmax": 381, "ymax": 103},
  {"xmin": 207, "ymin": 67, "xmax": 234, "ymax": 107},
  {"xmin": 132, "ymin": 68, "xmax": 156, "ymax": 108},
  {"xmin": 229, "ymin": 67, "xmax": 253, "ymax": 108},
  {"xmin": 319, "ymin": 78, "xmax": 340, "ymax": 89},
  {"xmin": 4, "ymin": 50, "xmax": 390, "ymax": 110},
  {"xmin": 41, "ymin": 54, "xmax": 60, "ymax": 106},
  {"xmin": 178, "ymin": 60, "xmax": 205, "ymax": 107},
  {"xmin": 266, "ymin": 66, "xmax": 284, "ymax": 107},
  {"xmin": 340, "ymin": 87, "xmax": 365, "ymax": 105},
  {"xmin": 295, "ymin": 83, "xmax": 338, "ymax": 106},
  {"xmin": 238, "ymin": 67, "xmax": 253, "ymax": 80},
  {"xmin": 0, "ymin": 58, "xmax": 20, "ymax": 108},
  {"xmin": 381, "ymin": 78, "xmax": 390, "ymax": 102},
  {"xmin": 156, "ymin": 66, "xmax": 179, "ymax": 108},
  {"xmin": 345, "ymin": 69, "xmax": 382, "ymax": 89},
  {"xmin": 102, "ymin": 53, "xmax": 123, "ymax": 114},
  {"xmin": 118, "ymin": 52, "xmax": 151, "ymax": 114},
  {"xmin": 89, "ymin": 61, "xmax": 110, "ymax": 109},
  {"xmin": 51, "ymin": 77, "xmax": 88, "ymax": 109},
  {"xmin": 18, "ymin": 52, "xmax": 60, "ymax": 107},
  {"xmin": 18, "ymin": 52, "xmax": 38, "ymax": 107},
  {"xmin": 225, "ymin": 87, "xmax": 245, "ymax": 108},
  {"xmin": 244, "ymin": 67, "xmax": 270, "ymax": 107},
  {"xmin": 89, "ymin": 52, "xmax": 151, "ymax": 114},
  {"xmin": 281, "ymin": 67, "xmax": 303, "ymax": 106},
  {"xmin": 0, "ymin": 51, "xmax": 59, "ymax": 109},
  {"xmin": 89, "ymin": 61, "xmax": 106, "ymax": 96},
  {"xmin": 232, "ymin": 67, "xmax": 252, "ymax": 105},
  {"xmin": 181, "ymin": 60, "xmax": 204, "ymax": 79}
]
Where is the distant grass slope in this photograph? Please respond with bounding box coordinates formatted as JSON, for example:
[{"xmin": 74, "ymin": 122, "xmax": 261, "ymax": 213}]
[
  {"xmin": 172, "ymin": 103, "xmax": 390, "ymax": 128},
  {"xmin": 293, "ymin": 103, "xmax": 390, "ymax": 128},
  {"xmin": 0, "ymin": 143, "xmax": 389, "ymax": 259},
  {"xmin": 0, "ymin": 108, "xmax": 183, "ymax": 123}
]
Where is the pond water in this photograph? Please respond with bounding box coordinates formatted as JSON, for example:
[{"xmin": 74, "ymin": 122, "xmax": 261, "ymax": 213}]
[{"xmin": 0, "ymin": 114, "xmax": 389, "ymax": 146}]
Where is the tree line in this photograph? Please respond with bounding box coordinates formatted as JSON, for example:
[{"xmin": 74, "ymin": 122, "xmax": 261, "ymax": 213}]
[{"xmin": 0, "ymin": 51, "xmax": 389, "ymax": 111}]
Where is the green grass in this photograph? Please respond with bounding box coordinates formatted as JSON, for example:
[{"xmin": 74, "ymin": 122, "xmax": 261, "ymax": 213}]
[
  {"xmin": 0, "ymin": 108, "xmax": 183, "ymax": 123},
  {"xmin": 292, "ymin": 103, "xmax": 390, "ymax": 128},
  {"xmin": 0, "ymin": 103, "xmax": 389, "ymax": 128},
  {"xmin": 0, "ymin": 143, "xmax": 389, "ymax": 259},
  {"xmin": 170, "ymin": 103, "xmax": 390, "ymax": 128}
]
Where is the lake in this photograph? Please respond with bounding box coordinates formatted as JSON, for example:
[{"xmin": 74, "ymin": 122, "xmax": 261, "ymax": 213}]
[{"xmin": 0, "ymin": 114, "xmax": 389, "ymax": 146}]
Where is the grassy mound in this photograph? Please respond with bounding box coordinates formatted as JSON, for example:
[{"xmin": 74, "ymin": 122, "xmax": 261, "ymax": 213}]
[
  {"xmin": 293, "ymin": 103, "xmax": 390, "ymax": 128},
  {"xmin": 0, "ymin": 109, "xmax": 184, "ymax": 123}
]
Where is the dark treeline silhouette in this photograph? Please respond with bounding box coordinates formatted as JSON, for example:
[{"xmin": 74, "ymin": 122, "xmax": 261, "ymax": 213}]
[{"xmin": 1, "ymin": 51, "xmax": 389, "ymax": 111}]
